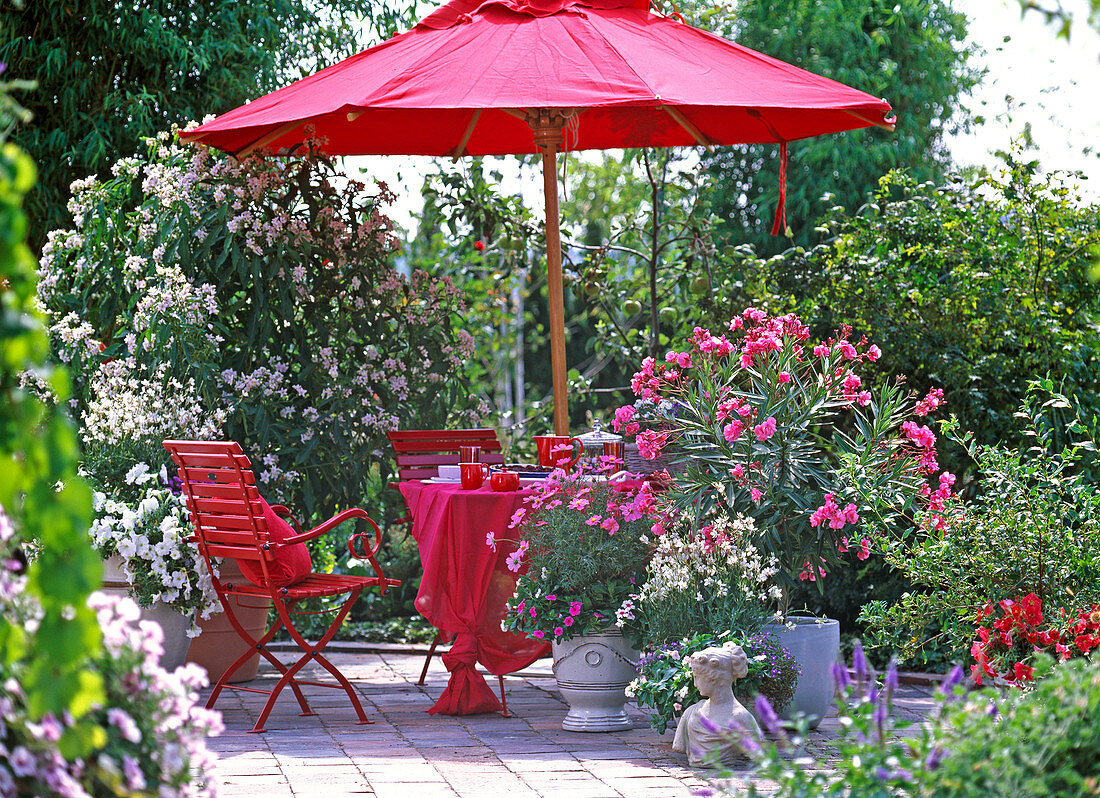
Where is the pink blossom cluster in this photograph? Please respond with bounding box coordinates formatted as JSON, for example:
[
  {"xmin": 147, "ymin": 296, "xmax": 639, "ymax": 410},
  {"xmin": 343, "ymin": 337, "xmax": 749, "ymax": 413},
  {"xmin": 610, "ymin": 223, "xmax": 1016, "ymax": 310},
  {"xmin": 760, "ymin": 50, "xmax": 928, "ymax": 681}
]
[
  {"xmin": 902, "ymin": 420, "xmax": 939, "ymax": 474},
  {"xmin": 0, "ymin": 581, "xmax": 222, "ymax": 798},
  {"xmin": 914, "ymin": 387, "xmax": 945, "ymax": 416},
  {"xmin": 809, "ymin": 493, "xmax": 860, "ymax": 530}
]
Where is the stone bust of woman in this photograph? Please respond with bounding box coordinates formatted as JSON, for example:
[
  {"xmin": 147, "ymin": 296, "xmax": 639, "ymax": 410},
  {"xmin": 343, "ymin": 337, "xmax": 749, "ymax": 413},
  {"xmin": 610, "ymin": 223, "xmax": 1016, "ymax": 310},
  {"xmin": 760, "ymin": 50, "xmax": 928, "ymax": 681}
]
[{"xmin": 672, "ymin": 643, "xmax": 761, "ymax": 767}]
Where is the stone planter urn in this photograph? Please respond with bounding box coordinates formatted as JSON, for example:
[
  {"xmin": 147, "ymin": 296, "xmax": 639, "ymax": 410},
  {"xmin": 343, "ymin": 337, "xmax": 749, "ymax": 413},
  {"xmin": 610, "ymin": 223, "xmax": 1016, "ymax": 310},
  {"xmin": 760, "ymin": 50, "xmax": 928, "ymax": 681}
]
[
  {"xmin": 551, "ymin": 629, "xmax": 639, "ymax": 732},
  {"xmin": 764, "ymin": 615, "xmax": 840, "ymax": 729},
  {"xmin": 101, "ymin": 555, "xmax": 192, "ymax": 671},
  {"xmin": 186, "ymin": 558, "xmax": 272, "ymax": 682}
]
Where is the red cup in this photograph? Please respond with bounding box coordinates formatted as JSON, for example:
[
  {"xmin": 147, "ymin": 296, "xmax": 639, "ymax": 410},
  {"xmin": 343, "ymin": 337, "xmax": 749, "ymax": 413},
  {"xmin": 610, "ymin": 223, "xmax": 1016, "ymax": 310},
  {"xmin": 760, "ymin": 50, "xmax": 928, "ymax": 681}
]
[
  {"xmin": 533, "ymin": 435, "xmax": 583, "ymax": 471},
  {"xmin": 459, "ymin": 445, "xmax": 482, "ymax": 462},
  {"xmin": 460, "ymin": 462, "xmax": 489, "ymax": 490},
  {"xmin": 490, "ymin": 471, "xmax": 520, "ymax": 492}
]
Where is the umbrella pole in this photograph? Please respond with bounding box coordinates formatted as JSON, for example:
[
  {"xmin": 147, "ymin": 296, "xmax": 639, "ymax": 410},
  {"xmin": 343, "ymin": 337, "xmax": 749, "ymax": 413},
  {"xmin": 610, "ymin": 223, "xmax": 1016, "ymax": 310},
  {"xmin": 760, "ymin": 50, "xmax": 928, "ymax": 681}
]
[{"xmin": 530, "ymin": 112, "xmax": 569, "ymax": 435}]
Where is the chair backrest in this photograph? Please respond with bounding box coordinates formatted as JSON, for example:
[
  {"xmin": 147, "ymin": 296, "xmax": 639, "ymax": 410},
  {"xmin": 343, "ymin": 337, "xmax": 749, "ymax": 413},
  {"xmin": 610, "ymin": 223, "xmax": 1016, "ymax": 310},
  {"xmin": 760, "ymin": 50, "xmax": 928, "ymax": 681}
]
[
  {"xmin": 162, "ymin": 440, "xmax": 273, "ymax": 572},
  {"xmin": 386, "ymin": 428, "xmax": 505, "ymax": 482}
]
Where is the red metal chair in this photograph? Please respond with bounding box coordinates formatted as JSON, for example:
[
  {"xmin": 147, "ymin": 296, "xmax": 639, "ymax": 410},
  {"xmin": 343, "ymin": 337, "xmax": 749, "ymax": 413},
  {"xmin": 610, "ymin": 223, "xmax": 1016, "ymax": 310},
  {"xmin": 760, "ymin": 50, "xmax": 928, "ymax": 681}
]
[
  {"xmin": 385, "ymin": 428, "xmax": 510, "ymax": 711},
  {"xmin": 163, "ymin": 439, "xmax": 400, "ymax": 733}
]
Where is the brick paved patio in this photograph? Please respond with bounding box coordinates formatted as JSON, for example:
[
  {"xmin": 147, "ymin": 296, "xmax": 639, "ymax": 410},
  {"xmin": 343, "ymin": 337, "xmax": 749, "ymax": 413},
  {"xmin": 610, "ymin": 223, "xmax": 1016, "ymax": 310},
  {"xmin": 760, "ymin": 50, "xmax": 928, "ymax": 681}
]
[{"xmin": 205, "ymin": 645, "xmax": 937, "ymax": 797}]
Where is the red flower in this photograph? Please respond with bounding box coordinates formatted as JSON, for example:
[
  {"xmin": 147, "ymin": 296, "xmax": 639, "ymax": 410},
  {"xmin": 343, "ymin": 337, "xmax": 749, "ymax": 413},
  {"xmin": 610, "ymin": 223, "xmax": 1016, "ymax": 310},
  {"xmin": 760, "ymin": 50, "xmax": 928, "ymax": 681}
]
[
  {"xmin": 1074, "ymin": 633, "xmax": 1098, "ymax": 655},
  {"xmin": 1020, "ymin": 592, "xmax": 1043, "ymax": 626},
  {"xmin": 1012, "ymin": 662, "xmax": 1034, "ymax": 682},
  {"xmin": 473, "ymin": 240, "xmax": 485, "ymax": 251}
]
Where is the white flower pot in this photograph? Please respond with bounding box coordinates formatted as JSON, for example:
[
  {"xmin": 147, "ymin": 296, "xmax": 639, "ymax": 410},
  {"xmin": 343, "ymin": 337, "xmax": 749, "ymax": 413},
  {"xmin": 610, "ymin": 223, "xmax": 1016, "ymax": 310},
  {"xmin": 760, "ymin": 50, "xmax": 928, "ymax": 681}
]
[
  {"xmin": 552, "ymin": 630, "xmax": 639, "ymax": 732},
  {"xmin": 102, "ymin": 555, "xmax": 192, "ymax": 671},
  {"xmin": 764, "ymin": 616, "xmax": 840, "ymax": 729}
]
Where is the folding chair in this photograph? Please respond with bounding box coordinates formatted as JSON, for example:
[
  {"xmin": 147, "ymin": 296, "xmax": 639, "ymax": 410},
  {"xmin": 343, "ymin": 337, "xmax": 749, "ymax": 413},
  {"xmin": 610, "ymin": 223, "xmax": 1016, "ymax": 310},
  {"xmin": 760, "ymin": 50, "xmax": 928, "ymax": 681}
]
[
  {"xmin": 163, "ymin": 439, "xmax": 401, "ymax": 733},
  {"xmin": 385, "ymin": 428, "xmax": 509, "ymax": 710}
]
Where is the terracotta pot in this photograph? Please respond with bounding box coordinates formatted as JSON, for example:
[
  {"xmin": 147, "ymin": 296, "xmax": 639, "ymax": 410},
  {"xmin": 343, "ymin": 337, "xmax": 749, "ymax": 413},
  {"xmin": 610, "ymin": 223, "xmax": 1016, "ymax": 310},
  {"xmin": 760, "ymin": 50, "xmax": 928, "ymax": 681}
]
[
  {"xmin": 551, "ymin": 629, "xmax": 639, "ymax": 732},
  {"xmin": 186, "ymin": 559, "xmax": 272, "ymax": 683},
  {"xmin": 101, "ymin": 555, "xmax": 192, "ymax": 671}
]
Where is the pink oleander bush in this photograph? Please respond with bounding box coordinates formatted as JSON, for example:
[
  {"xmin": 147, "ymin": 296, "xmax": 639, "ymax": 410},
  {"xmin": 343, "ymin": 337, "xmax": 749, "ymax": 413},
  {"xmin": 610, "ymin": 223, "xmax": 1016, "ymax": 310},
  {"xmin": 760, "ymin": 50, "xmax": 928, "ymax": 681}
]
[{"xmin": 616, "ymin": 308, "xmax": 950, "ymax": 606}]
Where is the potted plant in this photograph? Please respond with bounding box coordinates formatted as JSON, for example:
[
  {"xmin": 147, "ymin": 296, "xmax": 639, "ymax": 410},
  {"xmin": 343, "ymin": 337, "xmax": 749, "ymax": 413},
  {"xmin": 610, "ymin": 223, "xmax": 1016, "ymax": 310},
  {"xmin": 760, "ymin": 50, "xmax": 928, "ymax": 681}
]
[
  {"xmin": 628, "ymin": 510, "xmax": 800, "ymax": 731},
  {"xmin": 619, "ymin": 309, "xmax": 947, "ymax": 725},
  {"xmin": 500, "ymin": 462, "xmax": 665, "ymax": 731},
  {"xmin": 630, "ymin": 631, "xmax": 800, "ymax": 735}
]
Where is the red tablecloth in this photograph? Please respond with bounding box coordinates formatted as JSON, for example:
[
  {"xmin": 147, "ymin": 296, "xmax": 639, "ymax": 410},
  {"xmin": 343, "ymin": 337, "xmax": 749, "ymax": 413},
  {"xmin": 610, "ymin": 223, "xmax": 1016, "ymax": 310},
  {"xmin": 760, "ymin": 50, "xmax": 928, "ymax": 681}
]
[{"xmin": 399, "ymin": 480, "xmax": 550, "ymax": 715}]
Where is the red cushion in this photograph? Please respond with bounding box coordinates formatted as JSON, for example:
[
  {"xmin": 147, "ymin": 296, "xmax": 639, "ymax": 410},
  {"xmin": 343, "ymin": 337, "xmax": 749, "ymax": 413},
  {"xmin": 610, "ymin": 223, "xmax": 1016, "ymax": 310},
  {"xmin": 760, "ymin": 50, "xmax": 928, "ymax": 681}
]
[{"xmin": 237, "ymin": 497, "xmax": 313, "ymax": 588}]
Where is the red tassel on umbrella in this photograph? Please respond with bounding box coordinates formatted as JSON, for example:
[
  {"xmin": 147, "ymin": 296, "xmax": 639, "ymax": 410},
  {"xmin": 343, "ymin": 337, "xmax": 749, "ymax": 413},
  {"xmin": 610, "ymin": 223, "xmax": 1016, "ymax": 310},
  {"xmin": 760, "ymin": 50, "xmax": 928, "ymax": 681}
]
[{"xmin": 770, "ymin": 141, "xmax": 788, "ymax": 236}]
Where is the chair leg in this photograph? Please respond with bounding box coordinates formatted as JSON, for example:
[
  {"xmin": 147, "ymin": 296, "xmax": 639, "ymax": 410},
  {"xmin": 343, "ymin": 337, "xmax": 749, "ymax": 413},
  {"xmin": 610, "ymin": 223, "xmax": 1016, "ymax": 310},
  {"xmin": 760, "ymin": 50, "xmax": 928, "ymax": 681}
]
[
  {"xmin": 253, "ymin": 589, "xmax": 370, "ymax": 733},
  {"xmin": 498, "ymin": 675, "xmax": 509, "ymax": 718},
  {"xmin": 418, "ymin": 633, "xmax": 442, "ymax": 686},
  {"xmin": 206, "ymin": 595, "xmax": 313, "ymax": 720}
]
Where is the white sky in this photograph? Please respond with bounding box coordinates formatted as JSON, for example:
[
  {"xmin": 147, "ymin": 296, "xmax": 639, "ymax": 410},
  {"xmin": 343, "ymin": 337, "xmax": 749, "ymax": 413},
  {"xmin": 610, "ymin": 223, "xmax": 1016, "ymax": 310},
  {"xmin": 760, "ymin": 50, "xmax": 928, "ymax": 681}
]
[{"xmin": 352, "ymin": 0, "xmax": 1100, "ymax": 234}]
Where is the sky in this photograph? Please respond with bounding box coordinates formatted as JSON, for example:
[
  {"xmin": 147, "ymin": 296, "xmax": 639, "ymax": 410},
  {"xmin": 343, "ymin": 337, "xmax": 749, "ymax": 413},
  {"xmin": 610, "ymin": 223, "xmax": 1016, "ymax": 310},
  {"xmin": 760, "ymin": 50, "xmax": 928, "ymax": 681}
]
[{"xmin": 351, "ymin": 0, "xmax": 1100, "ymax": 234}]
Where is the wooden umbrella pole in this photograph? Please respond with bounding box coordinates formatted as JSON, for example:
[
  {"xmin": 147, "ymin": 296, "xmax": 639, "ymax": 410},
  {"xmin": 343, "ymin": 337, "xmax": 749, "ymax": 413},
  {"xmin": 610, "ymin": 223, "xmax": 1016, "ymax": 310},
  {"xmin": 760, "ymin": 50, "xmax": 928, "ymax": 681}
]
[{"xmin": 529, "ymin": 110, "xmax": 569, "ymax": 435}]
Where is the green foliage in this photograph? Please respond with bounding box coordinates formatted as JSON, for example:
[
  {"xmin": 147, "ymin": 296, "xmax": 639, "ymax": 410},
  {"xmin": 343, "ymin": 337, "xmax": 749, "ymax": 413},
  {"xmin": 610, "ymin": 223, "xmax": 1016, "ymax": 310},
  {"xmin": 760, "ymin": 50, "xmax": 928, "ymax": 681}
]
[
  {"xmin": 728, "ymin": 655, "xmax": 1100, "ymax": 797},
  {"xmin": 631, "ymin": 631, "xmax": 800, "ymax": 734},
  {"xmin": 859, "ymin": 385, "xmax": 1100, "ymax": 668},
  {"xmin": 699, "ymin": 0, "xmax": 980, "ymax": 253},
  {"xmin": 1, "ymin": 0, "xmax": 418, "ymax": 249},
  {"xmin": 930, "ymin": 657, "xmax": 1100, "ymax": 797},
  {"xmin": 707, "ymin": 160, "xmax": 1100, "ymax": 476},
  {"xmin": 0, "ymin": 88, "xmax": 103, "ymax": 728}
]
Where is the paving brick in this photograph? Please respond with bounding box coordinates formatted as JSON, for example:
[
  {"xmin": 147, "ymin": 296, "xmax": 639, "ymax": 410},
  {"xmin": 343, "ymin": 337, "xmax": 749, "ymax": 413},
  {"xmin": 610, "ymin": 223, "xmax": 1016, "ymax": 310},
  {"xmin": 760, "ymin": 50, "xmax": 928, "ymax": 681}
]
[{"xmin": 203, "ymin": 650, "xmax": 934, "ymax": 798}]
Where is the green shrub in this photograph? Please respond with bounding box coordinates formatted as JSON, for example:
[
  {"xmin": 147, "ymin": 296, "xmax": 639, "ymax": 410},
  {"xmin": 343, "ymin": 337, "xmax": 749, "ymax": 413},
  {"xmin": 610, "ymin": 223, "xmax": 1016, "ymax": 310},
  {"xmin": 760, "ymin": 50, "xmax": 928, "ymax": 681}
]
[
  {"xmin": 705, "ymin": 157, "xmax": 1100, "ymax": 478},
  {"xmin": 721, "ymin": 652, "xmax": 1100, "ymax": 798},
  {"xmin": 859, "ymin": 385, "xmax": 1100, "ymax": 668}
]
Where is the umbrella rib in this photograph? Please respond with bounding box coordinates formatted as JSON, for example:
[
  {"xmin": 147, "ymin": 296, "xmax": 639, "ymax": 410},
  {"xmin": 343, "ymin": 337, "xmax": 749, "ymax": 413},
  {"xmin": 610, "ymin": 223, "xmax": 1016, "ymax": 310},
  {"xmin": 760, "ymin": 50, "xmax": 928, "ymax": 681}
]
[
  {"xmin": 451, "ymin": 109, "xmax": 482, "ymax": 161},
  {"xmin": 841, "ymin": 109, "xmax": 896, "ymax": 132},
  {"xmin": 660, "ymin": 106, "xmax": 715, "ymax": 152},
  {"xmin": 237, "ymin": 119, "xmax": 307, "ymax": 158}
]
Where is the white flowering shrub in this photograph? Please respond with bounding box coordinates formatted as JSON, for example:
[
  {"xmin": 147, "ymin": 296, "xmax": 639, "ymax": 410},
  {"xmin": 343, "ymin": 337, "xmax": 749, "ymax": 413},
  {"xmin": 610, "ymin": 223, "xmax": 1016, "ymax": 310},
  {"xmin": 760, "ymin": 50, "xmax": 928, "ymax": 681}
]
[
  {"xmin": 636, "ymin": 512, "xmax": 783, "ymax": 645},
  {"xmin": 90, "ymin": 464, "xmax": 219, "ymax": 630},
  {"xmin": 1, "ymin": 549, "xmax": 221, "ymax": 798},
  {"xmin": 38, "ymin": 128, "xmax": 484, "ymax": 539}
]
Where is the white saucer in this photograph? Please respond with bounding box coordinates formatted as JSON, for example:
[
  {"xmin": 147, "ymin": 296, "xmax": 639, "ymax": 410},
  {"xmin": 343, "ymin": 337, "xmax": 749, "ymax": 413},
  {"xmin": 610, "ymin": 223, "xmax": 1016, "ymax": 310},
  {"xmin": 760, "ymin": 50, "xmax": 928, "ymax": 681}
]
[{"xmin": 425, "ymin": 477, "xmax": 461, "ymax": 484}]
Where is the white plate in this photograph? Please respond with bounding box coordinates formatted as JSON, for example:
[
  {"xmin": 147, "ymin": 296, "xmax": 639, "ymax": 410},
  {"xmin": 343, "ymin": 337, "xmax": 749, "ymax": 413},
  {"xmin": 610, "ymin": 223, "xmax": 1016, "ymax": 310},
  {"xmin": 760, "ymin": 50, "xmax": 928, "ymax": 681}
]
[{"xmin": 425, "ymin": 476, "xmax": 461, "ymax": 484}]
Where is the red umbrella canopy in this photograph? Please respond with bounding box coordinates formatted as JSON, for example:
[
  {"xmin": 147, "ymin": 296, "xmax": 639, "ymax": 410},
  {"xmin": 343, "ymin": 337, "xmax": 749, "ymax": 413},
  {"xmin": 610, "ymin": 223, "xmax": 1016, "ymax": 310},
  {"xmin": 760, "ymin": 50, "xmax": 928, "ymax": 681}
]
[
  {"xmin": 182, "ymin": 0, "xmax": 894, "ymax": 157},
  {"xmin": 183, "ymin": 0, "xmax": 895, "ymax": 435}
]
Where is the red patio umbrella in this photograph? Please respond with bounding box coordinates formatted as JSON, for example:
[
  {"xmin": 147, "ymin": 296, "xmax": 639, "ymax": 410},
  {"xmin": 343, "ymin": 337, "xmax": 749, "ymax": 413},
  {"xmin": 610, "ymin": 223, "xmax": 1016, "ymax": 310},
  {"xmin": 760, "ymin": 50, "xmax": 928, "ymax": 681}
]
[{"xmin": 182, "ymin": 0, "xmax": 895, "ymax": 434}]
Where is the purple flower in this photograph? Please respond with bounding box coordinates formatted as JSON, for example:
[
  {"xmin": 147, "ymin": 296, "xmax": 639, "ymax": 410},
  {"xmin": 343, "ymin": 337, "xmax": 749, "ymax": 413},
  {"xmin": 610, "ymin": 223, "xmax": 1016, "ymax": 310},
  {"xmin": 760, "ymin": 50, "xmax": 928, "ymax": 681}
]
[
  {"xmin": 924, "ymin": 745, "xmax": 949, "ymax": 771},
  {"xmin": 884, "ymin": 660, "xmax": 899, "ymax": 700},
  {"xmin": 851, "ymin": 639, "xmax": 869, "ymax": 682},
  {"xmin": 9, "ymin": 746, "xmax": 35, "ymax": 777},
  {"xmin": 699, "ymin": 714, "xmax": 720, "ymax": 733},
  {"xmin": 754, "ymin": 694, "xmax": 781, "ymax": 735},
  {"xmin": 830, "ymin": 661, "xmax": 851, "ymax": 691},
  {"xmin": 938, "ymin": 665, "xmax": 964, "ymax": 698}
]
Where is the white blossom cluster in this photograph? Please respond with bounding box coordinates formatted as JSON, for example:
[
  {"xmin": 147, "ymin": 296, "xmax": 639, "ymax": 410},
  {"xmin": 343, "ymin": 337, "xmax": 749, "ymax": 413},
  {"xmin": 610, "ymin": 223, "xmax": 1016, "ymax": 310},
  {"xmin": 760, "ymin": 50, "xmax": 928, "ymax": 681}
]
[
  {"xmin": 90, "ymin": 465, "xmax": 219, "ymax": 632},
  {"xmin": 81, "ymin": 359, "xmax": 225, "ymax": 447},
  {"xmin": 637, "ymin": 513, "xmax": 784, "ymax": 614}
]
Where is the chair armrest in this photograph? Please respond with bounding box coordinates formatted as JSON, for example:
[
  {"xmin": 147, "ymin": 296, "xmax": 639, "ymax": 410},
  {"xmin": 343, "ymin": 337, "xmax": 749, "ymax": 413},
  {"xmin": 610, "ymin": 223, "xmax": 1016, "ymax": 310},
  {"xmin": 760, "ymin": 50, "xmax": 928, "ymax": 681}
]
[
  {"xmin": 269, "ymin": 504, "xmax": 304, "ymax": 536},
  {"xmin": 282, "ymin": 507, "xmax": 370, "ymax": 546}
]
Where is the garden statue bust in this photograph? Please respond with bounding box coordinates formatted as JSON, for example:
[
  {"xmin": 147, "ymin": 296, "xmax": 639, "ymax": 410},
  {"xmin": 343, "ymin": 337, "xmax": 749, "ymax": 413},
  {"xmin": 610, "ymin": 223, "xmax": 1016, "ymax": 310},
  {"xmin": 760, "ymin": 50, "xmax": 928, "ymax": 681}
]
[{"xmin": 673, "ymin": 643, "xmax": 761, "ymax": 767}]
